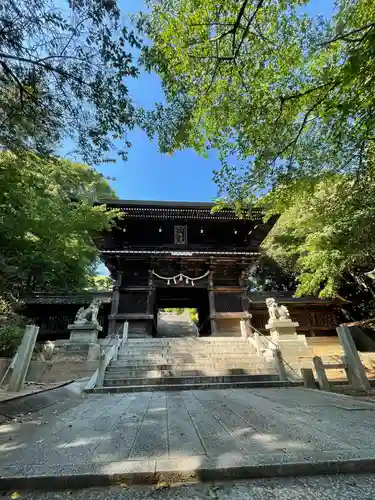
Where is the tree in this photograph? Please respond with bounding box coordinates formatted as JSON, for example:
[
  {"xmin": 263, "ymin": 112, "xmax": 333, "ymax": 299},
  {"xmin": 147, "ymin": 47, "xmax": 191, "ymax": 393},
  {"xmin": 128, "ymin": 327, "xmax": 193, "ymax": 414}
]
[
  {"xmin": 248, "ymin": 255, "xmax": 297, "ymax": 293},
  {"xmin": 0, "ymin": 151, "xmax": 121, "ymax": 296},
  {"xmin": 162, "ymin": 308, "xmax": 184, "ymax": 314},
  {"xmin": 262, "ymin": 166, "xmax": 375, "ymax": 308},
  {"xmin": 0, "ymin": 0, "xmax": 141, "ymax": 164},
  {"xmin": 86, "ymin": 275, "xmax": 114, "ymax": 291},
  {"xmin": 138, "ymin": 0, "xmax": 375, "ymax": 195}
]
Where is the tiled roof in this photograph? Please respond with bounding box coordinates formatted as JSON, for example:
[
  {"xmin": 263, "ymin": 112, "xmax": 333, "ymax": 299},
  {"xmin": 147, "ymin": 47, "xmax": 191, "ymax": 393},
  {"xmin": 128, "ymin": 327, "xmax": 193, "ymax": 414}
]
[{"xmin": 98, "ymin": 200, "xmax": 269, "ymax": 221}]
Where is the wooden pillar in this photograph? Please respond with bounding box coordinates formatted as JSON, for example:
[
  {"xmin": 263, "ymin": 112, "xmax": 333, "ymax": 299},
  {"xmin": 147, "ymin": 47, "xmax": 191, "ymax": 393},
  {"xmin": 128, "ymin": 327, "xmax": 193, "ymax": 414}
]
[
  {"xmin": 147, "ymin": 269, "xmax": 155, "ymax": 313},
  {"xmin": 240, "ymin": 269, "xmax": 252, "ymax": 338},
  {"xmin": 108, "ymin": 270, "xmax": 121, "ymax": 337},
  {"xmin": 208, "ymin": 271, "xmax": 217, "ymax": 336},
  {"xmin": 147, "ymin": 269, "xmax": 156, "ymax": 334}
]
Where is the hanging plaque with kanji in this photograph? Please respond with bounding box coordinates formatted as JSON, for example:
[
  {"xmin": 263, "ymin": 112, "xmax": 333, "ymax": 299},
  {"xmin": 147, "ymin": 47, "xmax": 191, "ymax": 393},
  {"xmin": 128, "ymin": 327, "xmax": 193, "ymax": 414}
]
[{"xmin": 174, "ymin": 225, "xmax": 187, "ymax": 245}]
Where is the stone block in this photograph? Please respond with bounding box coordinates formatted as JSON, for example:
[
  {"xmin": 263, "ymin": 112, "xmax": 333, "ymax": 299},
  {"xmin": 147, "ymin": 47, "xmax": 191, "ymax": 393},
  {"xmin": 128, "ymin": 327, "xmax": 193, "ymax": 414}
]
[
  {"xmin": 266, "ymin": 318, "xmax": 299, "ymax": 341},
  {"xmin": 266, "ymin": 319, "xmax": 300, "ymax": 329},
  {"xmin": 67, "ymin": 323, "xmax": 102, "ymax": 343},
  {"xmin": 54, "ymin": 341, "xmax": 101, "ymax": 362}
]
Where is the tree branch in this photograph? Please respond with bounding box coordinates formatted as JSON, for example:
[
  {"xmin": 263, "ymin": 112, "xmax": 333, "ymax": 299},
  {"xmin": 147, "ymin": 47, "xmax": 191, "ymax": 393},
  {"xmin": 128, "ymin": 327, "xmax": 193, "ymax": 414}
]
[
  {"xmin": 272, "ymin": 83, "xmax": 337, "ymax": 163},
  {"xmin": 0, "ymin": 60, "xmax": 29, "ymax": 108},
  {"xmin": 234, "ymin": 0, "xmax": 265, "ymax": 58},
  {"xmin": 209, "ymin": 0, "xmax": 249, "ymax": 46},
  {"xmin": 320, "ymin": 22, "xmax": 375, "ymax": 46},
  {"xmin": 59, "ymin": 16, "xmax": 90, "ymax": 57},
  {"xmin": 272, "ymin": 79, "xmax": 342, "ymax": 133},
  {"xmin": 0, "ymin": 52, "xmax": 88, "ymax": 85}
]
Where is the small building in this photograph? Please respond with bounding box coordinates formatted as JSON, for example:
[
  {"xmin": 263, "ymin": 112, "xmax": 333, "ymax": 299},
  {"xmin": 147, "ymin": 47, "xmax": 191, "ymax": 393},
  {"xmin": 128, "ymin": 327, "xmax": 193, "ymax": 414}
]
[{"xmin": 20, "ymin": 292, "xmax": 111, "ymax": 340}]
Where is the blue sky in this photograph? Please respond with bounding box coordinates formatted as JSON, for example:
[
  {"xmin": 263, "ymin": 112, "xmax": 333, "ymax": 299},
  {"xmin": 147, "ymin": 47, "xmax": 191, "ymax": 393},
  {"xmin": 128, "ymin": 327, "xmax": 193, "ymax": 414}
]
[{"xmin": 93, "ymin": 0, "xmax": 335, "ymax": 203}]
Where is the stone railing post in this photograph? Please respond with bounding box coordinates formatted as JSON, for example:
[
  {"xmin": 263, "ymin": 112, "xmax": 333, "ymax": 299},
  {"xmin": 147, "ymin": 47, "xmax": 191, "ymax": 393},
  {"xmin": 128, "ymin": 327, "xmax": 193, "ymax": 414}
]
[
  {"xmin": 312, "ymin": 356, "xmax": 330, "ymax": 391},
  {"xmin": 273, "ymin": 347, "xmax": 288, "ymax": 381},
  {"xmin": 8, "ymin": 325, "xmax": 39, "ymax": 392},
  {"xmin": 301, "ymin": 368, "xmax": 317, "ymax": 389},
  {"xmin": 122, "ymin": 321, "xmax": 129, "ymax": 342},
  {"xmin": 341, "ymin": 354, "xmax": 354, "ymax": 385},
  {"xmin": 96, "ymin": 355, "xmax": 107, "ymax": 387},
  {"xmin": 240, "ymin": 319, "xmax": 247, "ymax": 339},
  {"xmin": 337, "ymin": 325, "xmax": 371, "ymax": 391},
  {"xmin": 253, "ymin": 330, "xmax": 261, "ymax": 355}
]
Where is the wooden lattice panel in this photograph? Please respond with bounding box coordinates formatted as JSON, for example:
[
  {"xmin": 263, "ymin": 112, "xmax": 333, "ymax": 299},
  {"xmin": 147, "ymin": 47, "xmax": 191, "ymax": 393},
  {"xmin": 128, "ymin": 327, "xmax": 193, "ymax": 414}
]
[
  {"xmin": 251, "ymin": 313, "xmax": 268, "ymax": 330},
  {"xmin": 310, "ymin": 311, "xmax": 338, "ymax": 327},
  {"xmin": 215, "ymin": 293, "xmax": 243, "ymax": 312},
  {"xmin": 118, "ymin": 292, "xmax": 148, "ymax": 314}
]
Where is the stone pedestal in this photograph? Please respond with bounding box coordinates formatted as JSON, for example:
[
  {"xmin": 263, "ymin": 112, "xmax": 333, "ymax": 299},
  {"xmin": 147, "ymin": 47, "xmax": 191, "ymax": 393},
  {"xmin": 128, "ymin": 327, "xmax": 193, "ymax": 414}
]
[
  {"xmin": 55, "ymin": 341, "xmax": 101, "ymax": 361},
  {"xmin": 68, "ymin": 323, "xmax": 102, "ymax": 344},
  {"xmin": 65, "ymin": 323, "xmax": 102, "ymax": 361},
  {"xmin": 265, "ymin": 318, "xmax": 299, "ymax": 342}
]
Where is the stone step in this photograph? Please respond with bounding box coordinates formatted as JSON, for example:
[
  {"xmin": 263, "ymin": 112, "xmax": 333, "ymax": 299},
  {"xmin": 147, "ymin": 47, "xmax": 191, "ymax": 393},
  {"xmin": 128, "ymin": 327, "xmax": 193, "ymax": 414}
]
[
  {"xmin": 121, "ymin": 338, "xmax": 250, "ymax": 344},
  {"xmin": 109, "ymin": 362, "xmax": 274, "ymax": 371},
  {"xmin": 119, "ymin": 346, "xmax": 256, "ymax": 356},
  {"xmin": 116, "ymin": 356, "xmax": 260, "ymax": 364},
  {"xmin": 113, "ymin": 355, "xmax": 264, "ymax": 364},
  {"xmin": 121, "ymin": 342, "xmax": 251, "ymax": 345},
  {"xmin": 112, "ymin": 356, "xmax": 266, "ymax": 366},
  {"xmin": 110, "ymin": 358, "xmax": 272, "ymax": 366},
  {"xmin": 103, "ymin": 374, "xmax": 279, "ymax": 387},
  {"xmin": 107, "ymin": 361, "xmax": 276, "ymax": 371},
  {"xmin": 119, "ymin": 345, "xmax": 256, "ymax": 352},
  {"xmin": 120, "ymin": 343, "xmax": 250, "ymax": 348},
  {"xmin": 118, "ymin": 348, "xmax": 258, "ymax": 355},
  {"xmin": 105, "ymin": 367, "xmax": 276, "ymax": 377},
  {"xmin": 117, "ymin": 352, "xmax": 258, "ymax": 358},
  {"xmin": 87, "ymin": 380, "xmax": 301, "ymax": 394}
]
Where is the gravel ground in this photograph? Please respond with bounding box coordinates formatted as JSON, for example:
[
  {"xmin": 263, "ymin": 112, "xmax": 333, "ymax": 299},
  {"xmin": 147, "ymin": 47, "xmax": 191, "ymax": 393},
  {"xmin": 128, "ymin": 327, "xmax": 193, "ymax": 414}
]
[{"xmin": 6, "ymin": 474, "xmax": 375, "ymax": 500}]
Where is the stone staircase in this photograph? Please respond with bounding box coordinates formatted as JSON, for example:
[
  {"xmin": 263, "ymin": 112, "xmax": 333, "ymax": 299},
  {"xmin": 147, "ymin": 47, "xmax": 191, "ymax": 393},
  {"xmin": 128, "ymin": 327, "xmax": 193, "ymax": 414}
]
[
  {"xmin": 90, "ymin": 337, "xmax": 297, "ymax": 393},
  {"xmin": 157, "ymin": 311, "xmax": 197, "ymax": 337}
]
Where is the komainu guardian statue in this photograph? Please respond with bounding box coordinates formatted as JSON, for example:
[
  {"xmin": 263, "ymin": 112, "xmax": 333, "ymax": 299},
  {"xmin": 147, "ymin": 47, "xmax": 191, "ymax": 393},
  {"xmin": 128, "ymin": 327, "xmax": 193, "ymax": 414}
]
[
  {"xmin": 266, "ymin": 297, "xmax": 291, "ymax": 321},
  {"xmin": 74, "ymin": 298, "xmax": 101, "ymax": 326}
]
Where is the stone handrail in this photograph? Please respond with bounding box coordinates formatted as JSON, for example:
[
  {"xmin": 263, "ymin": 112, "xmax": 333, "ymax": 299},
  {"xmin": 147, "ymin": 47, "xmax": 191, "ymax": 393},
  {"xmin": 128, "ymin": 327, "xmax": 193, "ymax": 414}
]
[
  {"xmin": 248, "ymin": 324, "xmax": 302, "ymax": 381},
  {"xmin": 84, "ymin": 321, "xmax": 128, "ymax": 390},
  {"xmin": 120, "ymin": 321, "xmax": 129, "ymax": 347}
]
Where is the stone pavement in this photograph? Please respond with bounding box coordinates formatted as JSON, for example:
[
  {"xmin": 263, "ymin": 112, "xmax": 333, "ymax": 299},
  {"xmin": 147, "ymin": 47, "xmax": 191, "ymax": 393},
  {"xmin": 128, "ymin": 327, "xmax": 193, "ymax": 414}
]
[
  {"xmin": 11, "ymin": 474, "xmax": 375, "ymax": 500},
  {"xmin": 2, "ymin": 387, "xmax": 375, "ymax": 488},
  {"xmin": 0, "ymin": 381, "xmax": 72, "ymax": 404}
]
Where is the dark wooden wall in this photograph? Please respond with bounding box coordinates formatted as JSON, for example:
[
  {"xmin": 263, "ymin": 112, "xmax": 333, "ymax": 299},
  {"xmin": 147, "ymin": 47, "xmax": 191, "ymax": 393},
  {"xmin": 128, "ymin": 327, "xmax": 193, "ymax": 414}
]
[
  {"xmin": 21, "ymin": 303, "xmax": 110, "ymax": 340},
  {"xmin": 250, "ymin": 305, "xmax": 340, "ymax": 336}
]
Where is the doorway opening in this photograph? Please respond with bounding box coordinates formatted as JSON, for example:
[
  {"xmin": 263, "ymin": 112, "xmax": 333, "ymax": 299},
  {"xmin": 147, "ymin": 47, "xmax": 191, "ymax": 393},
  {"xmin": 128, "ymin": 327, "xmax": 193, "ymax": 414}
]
[{"xmin": 154, "ymin": 287, "xmax": 210, "ymax": 336}]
